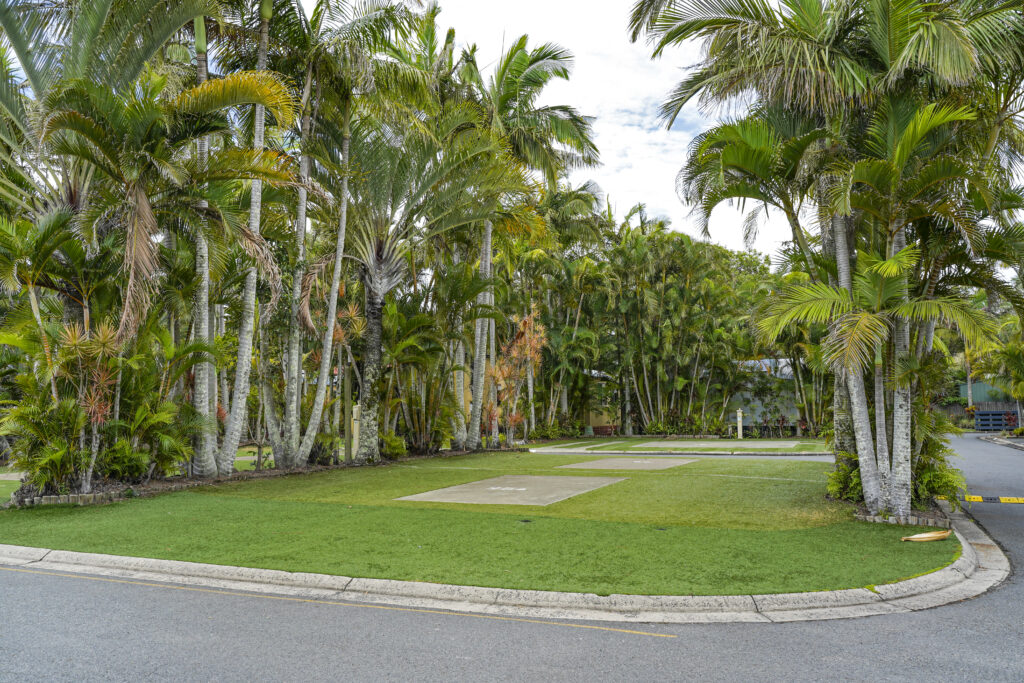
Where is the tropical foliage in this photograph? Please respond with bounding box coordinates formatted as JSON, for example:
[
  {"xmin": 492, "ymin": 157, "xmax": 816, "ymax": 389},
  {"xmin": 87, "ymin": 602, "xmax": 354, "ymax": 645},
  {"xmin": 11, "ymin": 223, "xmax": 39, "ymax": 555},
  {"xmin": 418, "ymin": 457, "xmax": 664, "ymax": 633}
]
[
  {"xmin": 1, "ymin": 0, "xmax": 1020, "ymax": 525},
  {"xmin": 632, "ymin": 0, "xmax": 1024, "ymax": 518}
]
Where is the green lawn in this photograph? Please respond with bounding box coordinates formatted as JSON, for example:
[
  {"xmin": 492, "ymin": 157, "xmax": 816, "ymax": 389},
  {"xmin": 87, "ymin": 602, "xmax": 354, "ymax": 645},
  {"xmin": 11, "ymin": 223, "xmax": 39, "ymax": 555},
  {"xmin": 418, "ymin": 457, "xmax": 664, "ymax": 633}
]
[
  {"xmin": 232, "ymin": 446, "xmax": 274, "ymax": 472},
  {"xmin": 0, "ymin": 452, "xmax": 955, "ymax": 595},
  {"xmin": 0, "ymin": 480, "xmax": 18, "ymax": 500}
]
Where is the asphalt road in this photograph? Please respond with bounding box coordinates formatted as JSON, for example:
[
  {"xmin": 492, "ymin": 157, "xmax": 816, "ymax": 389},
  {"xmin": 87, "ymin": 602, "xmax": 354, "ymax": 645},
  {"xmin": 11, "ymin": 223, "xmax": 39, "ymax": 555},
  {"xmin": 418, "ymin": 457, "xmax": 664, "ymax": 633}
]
[{"xmin": 1, "ymin": 435, "xmax": 1021, "ymax": 682}]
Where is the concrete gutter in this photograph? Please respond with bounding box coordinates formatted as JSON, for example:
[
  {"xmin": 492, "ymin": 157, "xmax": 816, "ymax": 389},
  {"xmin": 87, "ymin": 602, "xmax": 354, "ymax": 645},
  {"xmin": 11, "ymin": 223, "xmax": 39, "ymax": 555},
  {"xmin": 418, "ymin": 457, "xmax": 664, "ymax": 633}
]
[
  {"xmin": 0, "ymin": 505, "xmax": 1008, "ymax": 624},
  {"xmin": 978, "ymin": 435, "xmax": 1024, "ymax": 453}
]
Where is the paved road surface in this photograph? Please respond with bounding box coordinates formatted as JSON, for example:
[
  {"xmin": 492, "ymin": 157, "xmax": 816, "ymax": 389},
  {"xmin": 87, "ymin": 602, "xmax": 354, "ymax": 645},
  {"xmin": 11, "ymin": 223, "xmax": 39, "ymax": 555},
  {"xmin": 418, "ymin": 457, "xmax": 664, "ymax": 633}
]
[{"xmin": 1, "ymin": 435, "xmax": 1021, "ymax": 681}]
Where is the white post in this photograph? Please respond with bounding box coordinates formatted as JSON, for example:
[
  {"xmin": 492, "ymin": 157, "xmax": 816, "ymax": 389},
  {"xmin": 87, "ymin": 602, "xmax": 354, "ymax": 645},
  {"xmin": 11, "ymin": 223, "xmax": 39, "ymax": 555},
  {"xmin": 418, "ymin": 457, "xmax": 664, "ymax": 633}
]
[
  {"xmin": 737, "ymin": 409, "xmax": 744, "ymax": 439},
  {"xmin": 352, "ymin": 404, "xmax": 361, "ymax": 456}
]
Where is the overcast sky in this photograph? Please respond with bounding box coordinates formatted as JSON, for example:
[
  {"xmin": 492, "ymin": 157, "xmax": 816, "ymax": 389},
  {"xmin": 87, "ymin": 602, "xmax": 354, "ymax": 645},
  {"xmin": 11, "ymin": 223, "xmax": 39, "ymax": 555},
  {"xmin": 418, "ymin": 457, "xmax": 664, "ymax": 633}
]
[{"xmin": 308, "ymin": 0, "xmax": 792, "ymax": 262}]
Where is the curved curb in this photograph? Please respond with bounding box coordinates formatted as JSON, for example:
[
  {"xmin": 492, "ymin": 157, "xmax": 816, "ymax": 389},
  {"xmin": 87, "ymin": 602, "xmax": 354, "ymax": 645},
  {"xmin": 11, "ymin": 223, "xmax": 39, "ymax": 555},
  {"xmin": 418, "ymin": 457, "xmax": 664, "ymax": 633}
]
[
  {"xmin": 978, "ymin": 435, "xmax": 1024, "ymax": 453},
  {"xmin": 0, "ymin": 507, "xmax": 1008, "ymax": 624}
]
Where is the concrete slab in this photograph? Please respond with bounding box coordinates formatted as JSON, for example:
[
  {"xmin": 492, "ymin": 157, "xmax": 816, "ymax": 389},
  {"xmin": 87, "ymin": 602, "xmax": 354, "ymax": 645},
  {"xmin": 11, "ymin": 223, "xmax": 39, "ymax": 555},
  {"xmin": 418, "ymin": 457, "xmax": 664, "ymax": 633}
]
[
  {"xmin": 659, "ymin": 439, "xmax": 802, "ymax": 449},
  {"xmin": 557, "ymin": 457, "xmax": 696, "ymax": 471},
  {"xmin": 395, "ymin": 475, "xmax": 626, "ymax": 506}
]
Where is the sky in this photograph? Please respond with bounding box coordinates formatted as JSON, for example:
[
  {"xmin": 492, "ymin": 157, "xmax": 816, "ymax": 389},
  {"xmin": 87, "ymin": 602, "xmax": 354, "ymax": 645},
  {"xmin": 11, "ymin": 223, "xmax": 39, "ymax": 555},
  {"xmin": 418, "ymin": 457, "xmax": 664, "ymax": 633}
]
[{"xmin": 307, "ymin": 0, "xmax": 793, "ymax": 262}]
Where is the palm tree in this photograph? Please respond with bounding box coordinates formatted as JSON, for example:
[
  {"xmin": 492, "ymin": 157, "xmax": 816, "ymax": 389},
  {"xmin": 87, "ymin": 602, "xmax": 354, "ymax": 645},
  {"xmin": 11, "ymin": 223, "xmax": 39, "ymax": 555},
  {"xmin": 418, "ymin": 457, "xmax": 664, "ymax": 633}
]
[
  {"xmin": 680, "ymin": 108, "xmax": 824, "ymax": 278},
  {"xmin": 345, "ymin": 112, "xmax": 527, "ymax": 461},
  {"xmin": 761, "ymin": 247, "xmax": 994, "ymax": 515},
  {"xmin": 462, "ymin": 35, "xmax": 598, "ymax": 449},
  {"xmin": 0, "ymin": 210, "xmax": 74, "ymax": 400},
  {"xmin": 41, "ymin": 69, "xmax": 295, "ymax": 474},
  {"xmin": 216, "ymin": 0, "xmax": 276, "ymax": 472}
]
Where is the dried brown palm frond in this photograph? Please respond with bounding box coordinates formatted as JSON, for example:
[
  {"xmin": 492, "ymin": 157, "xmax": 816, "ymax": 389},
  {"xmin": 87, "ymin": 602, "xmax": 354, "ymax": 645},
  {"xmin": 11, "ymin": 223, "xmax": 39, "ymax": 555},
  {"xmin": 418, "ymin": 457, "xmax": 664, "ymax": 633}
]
[
  {"xmin": 299, "ymin": 249, "xmax": 337, "ymax": 333},
  {"xmin": 116, "ymin": 184, "xmax": 158, "ymax": 343},
  {"xmin": 236, "ymin": 221, "xmax": 282, "ymax": 312}
]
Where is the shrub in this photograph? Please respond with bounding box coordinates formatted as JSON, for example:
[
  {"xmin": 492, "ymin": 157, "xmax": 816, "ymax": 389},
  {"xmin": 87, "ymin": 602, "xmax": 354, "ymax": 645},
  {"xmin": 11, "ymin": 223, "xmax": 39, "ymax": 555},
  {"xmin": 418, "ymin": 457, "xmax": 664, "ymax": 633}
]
[
  {"xmin": 645, "ymin": 420, "xmax": 670, "ymax": 435},
  {"xmin": 381, "ymin": 431, "xmax": 407, "ymax": 460},
  {"xmin": 4, "ymin": 398, "xmax": 87, "ymax": 495},
  {"xmin": 97, "ymin": 439, "xmax": 148, "ymax": 482},
  {"xmin": 827, "ymin": 453, "xmax": 863, "ymax": 502},
  {"xmin": 912, "ymin": 443, "xmax": 966, "ymax": 511}
]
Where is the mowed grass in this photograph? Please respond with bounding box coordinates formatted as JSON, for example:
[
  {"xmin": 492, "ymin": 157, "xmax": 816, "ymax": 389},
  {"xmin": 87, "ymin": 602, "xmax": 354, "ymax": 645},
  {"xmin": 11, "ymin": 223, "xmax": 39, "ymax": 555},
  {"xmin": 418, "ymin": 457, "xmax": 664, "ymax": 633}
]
[
  {"xmin": 0, "ymin": 452, "xmax": 956, "ymax": 595},
  {"xmin": 0, "ymin": 480, "xmax": 18, "ymax": 500}
]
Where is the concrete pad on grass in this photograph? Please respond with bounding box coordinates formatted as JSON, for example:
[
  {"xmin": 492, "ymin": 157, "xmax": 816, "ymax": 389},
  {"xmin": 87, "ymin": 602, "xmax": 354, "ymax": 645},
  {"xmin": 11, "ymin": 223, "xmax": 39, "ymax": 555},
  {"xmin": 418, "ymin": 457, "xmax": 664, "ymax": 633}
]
[
  {"xmin": 395, "ymin": 474, "xmax": 625, "ymax": 506},
  {"xmin": 658, "ymin": 439, "xmax": 803, "ymax": 449},
  {"xmin": 557, "ymin": 457, "xmax": 696, "ymax": 471}
]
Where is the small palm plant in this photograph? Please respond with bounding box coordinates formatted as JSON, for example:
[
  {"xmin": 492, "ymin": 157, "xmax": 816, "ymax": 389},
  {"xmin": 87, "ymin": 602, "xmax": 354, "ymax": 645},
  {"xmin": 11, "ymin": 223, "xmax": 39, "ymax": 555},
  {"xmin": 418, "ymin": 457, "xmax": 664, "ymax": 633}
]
[{"xmin": 760, "ymin": 246, "xmax": 994, "ymax": 514}]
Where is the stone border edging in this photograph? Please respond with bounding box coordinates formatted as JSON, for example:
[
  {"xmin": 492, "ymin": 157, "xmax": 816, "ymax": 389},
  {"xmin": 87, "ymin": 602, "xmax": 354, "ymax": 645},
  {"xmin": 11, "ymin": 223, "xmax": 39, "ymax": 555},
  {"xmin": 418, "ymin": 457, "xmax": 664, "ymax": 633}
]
[
  {"xmin": 855, "ymin": 510, "xmax": 951, "ymax": 528},
  {"xmin": 0, "ymin": 503, "xmax": 1008, "ymax": 624}
]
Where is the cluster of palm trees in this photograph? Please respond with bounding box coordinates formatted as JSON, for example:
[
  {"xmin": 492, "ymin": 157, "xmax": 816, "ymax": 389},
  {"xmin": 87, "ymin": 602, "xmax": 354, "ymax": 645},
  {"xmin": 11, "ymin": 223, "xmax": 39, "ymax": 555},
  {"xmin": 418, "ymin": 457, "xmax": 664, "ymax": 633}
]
[
  {"xmin": 6, "ymin": 0, "xmax": 1018, "ymax": 522},
  {"xmin": 0, "ymin": 0, "xmax": 762, "ymax": 496},
  {"xmin": 632, "ymin": 0, "xmax": 1024, "ymax": 519}
]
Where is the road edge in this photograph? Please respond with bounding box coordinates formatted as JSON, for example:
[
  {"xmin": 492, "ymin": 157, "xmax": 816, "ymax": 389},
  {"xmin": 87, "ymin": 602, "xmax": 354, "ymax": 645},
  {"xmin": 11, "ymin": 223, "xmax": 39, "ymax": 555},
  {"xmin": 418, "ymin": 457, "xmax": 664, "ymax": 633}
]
[{"xmin": 0, "ymin": 505, "xmax": 1008, "ymax": 624}]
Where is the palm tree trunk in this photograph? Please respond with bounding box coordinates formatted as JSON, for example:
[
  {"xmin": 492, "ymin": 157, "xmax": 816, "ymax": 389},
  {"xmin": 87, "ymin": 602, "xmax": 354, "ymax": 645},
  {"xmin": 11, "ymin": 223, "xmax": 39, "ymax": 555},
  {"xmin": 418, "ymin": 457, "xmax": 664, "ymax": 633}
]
[
  {"xmin": 257, "ymin": 305, "xmax": 285, "ymax": 462},
  {"xmin": 81, "ymin": 420, "xmax": 100, "ymax": 494},
  {"xmin": 834, "ymin": 213, "xmax": 881, "ymax": 511},
  {"xmin": 192, "ymin": 18, "xmax": 216, "ymax": 478},
  {"xmin": 526, "ymin": 357, "xmax": 536, "ymax": 435},
  {"xmin": 889, "ymin": 223, "xmax": 912, "ymax": 519},
  {"xmin": 296, "ymin": 104, "xmax": 351, "ymax": 465},
  {"xmin": 467, "ymin": 221, "xmax": 491, "ymax": 449},
  {"xmin": 489, "ymin": 314, "xmax": 499, "ymax": 445},
  {"xmin": 282, "ymin": 66, "xmax": 315, "ymax": 467},
  {"xmin": 341, "ymin": 345, "xmax": 352, "ymax": 463},
  {"xmin": 623, "ymin": 371, "xmax": 633, "ymax": 435},
  {"xmin": 27, "ymin": 285, "xmax": 58, "ymax": 401},
  {"xmin": 208, "ymin": 304, "xmax": 218, "ymax": 420},
  {"xmin": 217, "ymin": 6, "xmax": 269, "ymax": 470},
  {"xmin": 873, "ymin": 346, "xmax": 891, "ymax": 502},
  {"xmin": 356, "ymin": 291, "xmax": 383, "ymax": 462},
  {"xmin": 453, "ymin": 339, "xmax": 468, "ymax": 448}
]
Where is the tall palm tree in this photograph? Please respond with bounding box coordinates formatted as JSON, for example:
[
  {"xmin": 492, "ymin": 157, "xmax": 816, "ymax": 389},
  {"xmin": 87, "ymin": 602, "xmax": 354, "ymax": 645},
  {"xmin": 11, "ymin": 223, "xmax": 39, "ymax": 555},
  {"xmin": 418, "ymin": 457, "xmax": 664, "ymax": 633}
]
[
  {"xmin": 346, "ymin": 111, "xmax": 528, "ymax": 461},
  {"xmin": 41, "ymin": 70, "xmax": 295, "ymax": 474},
  {"xmin": 217, "ymin": 0, "xmax": 276, "ymax": 472},
  {"xmin": 761, "ymin": 247, "xmax": 995, "ymax": 514},
  {"xmin": 462, "ymin": 35, "xmax": 598, "ymax": 449}
]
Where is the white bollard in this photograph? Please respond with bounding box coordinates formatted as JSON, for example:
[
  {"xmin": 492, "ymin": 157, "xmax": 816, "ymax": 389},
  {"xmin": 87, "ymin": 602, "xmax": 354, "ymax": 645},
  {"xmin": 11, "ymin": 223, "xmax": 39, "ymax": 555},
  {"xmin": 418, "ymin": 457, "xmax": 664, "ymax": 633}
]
[
  {"xmin": 352, "ymin": 404, "xmax": 361, "ymax": 455},
  {"xmin": 737, "ymin": 409, "xmax": 744, "ymax": 439}
]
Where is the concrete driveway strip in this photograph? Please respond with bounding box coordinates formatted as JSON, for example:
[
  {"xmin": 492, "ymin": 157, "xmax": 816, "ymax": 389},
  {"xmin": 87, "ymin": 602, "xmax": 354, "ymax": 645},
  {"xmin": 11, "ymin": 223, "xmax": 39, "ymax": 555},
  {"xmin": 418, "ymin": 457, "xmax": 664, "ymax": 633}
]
[
  {"xmin": 394, "ymin": 475, "xmax": 627, "ymax": 505},
  {"xmin": 557, "ymin": 457, "xmax": 696, "ymax": 470}
]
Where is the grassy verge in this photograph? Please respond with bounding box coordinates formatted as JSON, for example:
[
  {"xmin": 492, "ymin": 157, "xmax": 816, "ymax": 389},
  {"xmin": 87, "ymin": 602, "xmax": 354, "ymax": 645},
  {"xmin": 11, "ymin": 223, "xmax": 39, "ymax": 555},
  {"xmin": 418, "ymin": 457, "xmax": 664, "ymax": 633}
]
[
  {"xmin": 0, "ymin": 452, "xmax": 955, "ymax": 595},
  {"xmin": 0, "ymin": 480, "xmax": 17, "ymax": 500}
]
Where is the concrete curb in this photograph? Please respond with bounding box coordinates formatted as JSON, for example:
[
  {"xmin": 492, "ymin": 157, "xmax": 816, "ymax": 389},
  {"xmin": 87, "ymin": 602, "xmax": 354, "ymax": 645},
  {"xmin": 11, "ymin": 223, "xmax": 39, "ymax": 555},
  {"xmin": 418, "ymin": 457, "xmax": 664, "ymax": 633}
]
[
  {"xmin": 978, "ymin": 435, "xmax": 1024, "ymax": 452},
  {"xmin": 0, "ymin": 507, "xmax": 1008, "ymax": 624}
]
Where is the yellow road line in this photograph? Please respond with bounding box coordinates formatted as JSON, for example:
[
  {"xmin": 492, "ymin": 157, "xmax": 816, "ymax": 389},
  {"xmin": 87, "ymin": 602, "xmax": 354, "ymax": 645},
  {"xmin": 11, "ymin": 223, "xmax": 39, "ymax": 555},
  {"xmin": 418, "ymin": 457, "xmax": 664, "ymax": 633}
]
[{"xmin": 0, "ymin": 565, "xmax": 676, "ymax": 639}]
